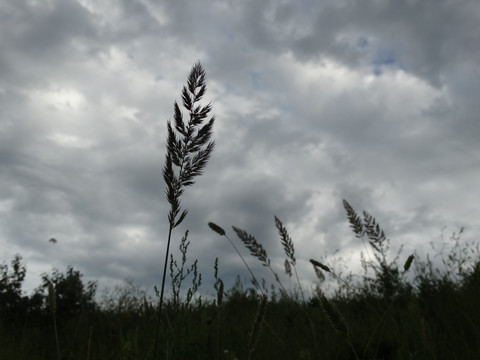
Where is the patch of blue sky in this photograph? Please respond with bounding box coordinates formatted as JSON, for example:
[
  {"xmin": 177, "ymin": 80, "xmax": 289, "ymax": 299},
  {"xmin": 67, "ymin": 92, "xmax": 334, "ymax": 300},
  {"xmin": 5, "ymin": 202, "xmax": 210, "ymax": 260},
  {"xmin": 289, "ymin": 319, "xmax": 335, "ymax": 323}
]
[
  {"xmin": 356, "ymin": 36, "xmax": 369, "ymax": 49},
  {"xmin": 372, "ymin": 48, "xmax": 404, "ymax": 76},
  {"xmin": 249, "ymin": 71, "xmax": 262, "ymax": 89}
]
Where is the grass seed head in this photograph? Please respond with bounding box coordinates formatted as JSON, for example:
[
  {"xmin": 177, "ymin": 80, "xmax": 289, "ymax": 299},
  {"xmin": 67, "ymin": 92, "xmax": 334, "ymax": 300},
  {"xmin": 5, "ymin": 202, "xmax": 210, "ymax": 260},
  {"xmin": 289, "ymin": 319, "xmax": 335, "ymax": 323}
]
[
  {"xmin": 275, "ymin": 216, "xmax": 296, "ymax": 265},
  {"xmin": 403, "ymin": 254, "xmax": 415, "ymax": 273},
  {"xmin": 310, "ymin": 259, "xmax": 331, "ymax": 273},
  {"xmin": 208, "ymin": 222, "xmax": 226, "ymax": 236},
  {"xmin": 284, "ymin": 259, "xmax": 292, "ymax": 277},
  {"xmin": 233, "ymin": 226, "xmax": 270, "ymax": 267},
  {"xmin": 248, "ymin": 295, "xmax": 268, "ymax": 357},
  {"xmin": 319, "ymin": 295, "xmax": 347, "ymax": 335}
]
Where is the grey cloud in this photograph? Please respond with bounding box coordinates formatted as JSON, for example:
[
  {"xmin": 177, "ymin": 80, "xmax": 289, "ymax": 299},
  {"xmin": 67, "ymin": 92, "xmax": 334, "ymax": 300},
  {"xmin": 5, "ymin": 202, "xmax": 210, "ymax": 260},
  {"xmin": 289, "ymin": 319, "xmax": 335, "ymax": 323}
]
[
  {"xmin": 1, "ymin": 0, "xmax": 99, "ymax": 60},
  {"xmin": 1, "ymin": 0, "xmax": 479, "ymax": 298},
  {"xmin": 292, "ymin": 0, "xmax": 480, "ymax": 86}
]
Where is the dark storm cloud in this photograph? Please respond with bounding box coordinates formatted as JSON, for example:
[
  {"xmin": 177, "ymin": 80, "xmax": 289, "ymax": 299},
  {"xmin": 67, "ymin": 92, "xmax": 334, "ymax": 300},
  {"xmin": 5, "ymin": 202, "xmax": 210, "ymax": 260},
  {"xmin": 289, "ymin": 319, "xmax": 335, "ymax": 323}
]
[
  {"xmin": 285, "ymin": 0, "xmax": 480, "ymax": 87},
  {"xmin": 0, "ymin": 1, "xmax": 100, "ymax": 85},
  {"xmin": 0, "ymin": 0, "xmax": 479, "ymax": 297}
]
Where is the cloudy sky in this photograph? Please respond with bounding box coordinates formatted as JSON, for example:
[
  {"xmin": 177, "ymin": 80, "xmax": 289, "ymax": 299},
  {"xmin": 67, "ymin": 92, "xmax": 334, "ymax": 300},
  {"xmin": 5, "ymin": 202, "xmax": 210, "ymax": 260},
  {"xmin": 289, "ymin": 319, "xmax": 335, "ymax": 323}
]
[{"xmin": 1, "ymin": 0, "xmax": 479, "ymax": 299}]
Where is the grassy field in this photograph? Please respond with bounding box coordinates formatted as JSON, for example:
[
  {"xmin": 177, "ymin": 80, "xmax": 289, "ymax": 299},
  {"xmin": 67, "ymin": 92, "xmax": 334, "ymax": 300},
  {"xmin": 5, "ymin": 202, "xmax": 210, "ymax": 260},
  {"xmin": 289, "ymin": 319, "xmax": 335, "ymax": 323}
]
[
  {"xmin": 1, "ymin": 248, "xmax": 480, "ymax": 360},
  {"xmin": 1, "ymin": 62, "xmax": 479, "ymax": 359}
]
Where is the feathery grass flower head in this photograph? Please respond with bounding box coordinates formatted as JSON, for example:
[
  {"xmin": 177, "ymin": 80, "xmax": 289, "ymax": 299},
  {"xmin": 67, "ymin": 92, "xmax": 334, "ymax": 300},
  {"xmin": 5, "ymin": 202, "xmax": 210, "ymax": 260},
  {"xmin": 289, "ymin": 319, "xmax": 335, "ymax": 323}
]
[
  {"xmin": 275, "ymin": 216, "xmax": 296, "ymax": 265},
  {"xmin": 319, "ymin": 294, "xmax": 347, "ymax": 335},
  {"xmin": 232, "ymin": 226, "xmax": 270, "ymax": 267},
  {"xmin": 163, "ymin": 62, "xmax": 215, "ymax": 229}
]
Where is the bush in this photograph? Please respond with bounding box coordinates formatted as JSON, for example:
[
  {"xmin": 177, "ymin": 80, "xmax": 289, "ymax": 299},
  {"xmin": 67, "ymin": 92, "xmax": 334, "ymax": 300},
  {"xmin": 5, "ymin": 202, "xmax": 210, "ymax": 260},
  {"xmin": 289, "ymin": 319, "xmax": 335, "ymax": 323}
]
[{"xmin": 0, "ymin": 254, "xmax": 28, "ymax": 325}]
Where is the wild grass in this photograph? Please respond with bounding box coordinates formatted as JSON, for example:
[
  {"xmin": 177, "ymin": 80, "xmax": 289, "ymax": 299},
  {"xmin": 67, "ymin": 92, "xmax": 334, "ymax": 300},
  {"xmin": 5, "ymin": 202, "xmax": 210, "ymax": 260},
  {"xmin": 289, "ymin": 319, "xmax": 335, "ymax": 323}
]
[
  {"xmin": 232, "ymin": 225, "xmax": 289, "ymax": 297},
  {"xmin": 154, "ymin": 61, "xmax": 215, "ymax": 359},
  {"xmin": 275, "ymin": 216, "xmax": 305, "ymax": 302},
  {"xmin": 1, "ymin": 62, "xmax": 480, "ymax": 359},
  {"xmin": 47, "ymin": 282, "xmax": 61, "ymax": 360},
  {"xmin": 209, "ymin": 222, "xmax": 265, "ymax": 296},
  {"xmin": 2, "ymin": 239, "xmax": 480, "ymax": 359}
]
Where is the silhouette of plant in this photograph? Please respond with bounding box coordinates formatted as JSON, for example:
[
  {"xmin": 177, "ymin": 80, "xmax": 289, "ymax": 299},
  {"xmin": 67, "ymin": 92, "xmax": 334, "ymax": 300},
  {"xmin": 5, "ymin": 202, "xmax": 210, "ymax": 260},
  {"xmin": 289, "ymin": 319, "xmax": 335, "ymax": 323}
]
[
  {"xmin": 154, "ymin": 61, "xmax": 215, "ymax": 359},
  {"xmin": 0, "ymin": 254, "xmax": 27, "ymax": 324},
  {"xmin": 343, "ymin": 199, "xmax": 412, "ymax": 299},
  {"xmin": 39, "ymin": 266, "xmax": 97, "ymax": 318}
]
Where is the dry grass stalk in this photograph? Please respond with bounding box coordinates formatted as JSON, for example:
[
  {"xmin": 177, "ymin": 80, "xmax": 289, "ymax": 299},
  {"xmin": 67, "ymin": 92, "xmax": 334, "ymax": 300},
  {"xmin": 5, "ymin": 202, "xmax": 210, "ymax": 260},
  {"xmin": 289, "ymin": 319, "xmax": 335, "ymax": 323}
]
[
  {"xmin": 155, "ymin": 62, "xmax": 216, "ymax": 360},
  {"xmin": 363, "ymin": 210, "xmax": 387, "ymax": 248},
  {"xmin": 233, "ymin": 225, "xmax": 291, "ymax": 297},
  {"xmin": 319, "ymin": 295, "xmax": 360, "ymax": 359},
  {"xmin": 319, "ymin": 294, "xmax": 347, "ymax": 335},
  {"xmin": 284, "ymin": 259, "xmax": 292, "ymax": 277},
  {"xmin": 86, "ymin": 326, "xmax": 93, "ymax": 360},
  {"xmin": 209, "ymin": 222, "xmax": 264, "ymax": 295},
  {"xmin": 343, "ymin": 199, "xmax": 364, "ymax": 238},
  {"xmin": 275, "ymin": 216, "xmax": 295, "ymax": 265},
  {"xmin": 47, "ymin": 282, "xmax": 57, "ymax": 313},
  {"xmin": 163, "ymin": 62, "xmax": 215, "ymax": 230},
  {"xmin": 217, "ymin": 279, "xmax": 224, "ymax": 306},
  {"xmin": 248, "ymin": 294, "xmax": 268, "ymax": 360},
  {"xmin": 275, "ymin": 216, "xmax": 306, "ymax": 301},
  {"xmin": 232, "ymin": 226, "xmax": 270, "ymax": 267},
  {"xmin": 48, "ymin": 282, "xmax": 61, "ymax": 360},
  {"xmin": 343, "ymin": 199, "xmax": 389, "ymax": 264},
  {"xmin": 311, "ymin": 258, "xmax": 369, "ymax": 305}
]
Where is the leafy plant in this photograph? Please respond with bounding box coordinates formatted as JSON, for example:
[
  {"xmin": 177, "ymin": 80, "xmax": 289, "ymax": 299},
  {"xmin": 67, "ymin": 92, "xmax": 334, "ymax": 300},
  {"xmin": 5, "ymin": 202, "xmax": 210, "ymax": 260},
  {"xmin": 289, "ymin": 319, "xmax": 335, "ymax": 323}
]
[
  {"xmin": 169, "ymin": 230, "xmax": 202, "ymax": 310},
  {"xmin": 38, "ymin": 266, "xmax": 97, "ymax": 318}
]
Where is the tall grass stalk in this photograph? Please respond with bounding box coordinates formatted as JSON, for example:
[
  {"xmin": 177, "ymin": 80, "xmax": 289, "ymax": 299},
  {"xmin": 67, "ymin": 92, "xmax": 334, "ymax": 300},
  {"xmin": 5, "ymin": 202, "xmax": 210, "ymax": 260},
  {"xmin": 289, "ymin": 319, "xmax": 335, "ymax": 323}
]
[
  {"xmin": 247, "ymin": 294, "xmax": 268, "ymax": 360},
  {"xmin": 209, "ymin": 222, "xmax": 265, "ymax": 296},
  {"xmin": 48, "ymin": 282, "xmax": 61, "ymax": 360},
  {"xmin": 232, "ymin": 226, "xmax": 289, "ymax": 297},
  {"xmin": 154, "ymin": 62, "xmax": 215, "ymax": 359},
  {"xmin": 275, "ymin": 216, "xmax": 305, "ymax": 302},
  {"xmin": 213, "ymin": 257, "xmax": 224, "ymax": 358}
]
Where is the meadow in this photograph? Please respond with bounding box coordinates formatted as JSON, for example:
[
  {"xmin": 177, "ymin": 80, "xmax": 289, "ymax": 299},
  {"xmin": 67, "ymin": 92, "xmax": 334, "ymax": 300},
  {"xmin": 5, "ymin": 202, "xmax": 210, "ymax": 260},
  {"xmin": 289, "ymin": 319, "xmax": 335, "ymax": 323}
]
[{"xmin": 1, "ymin": 63, "xmax": 479, "ymax": 360}]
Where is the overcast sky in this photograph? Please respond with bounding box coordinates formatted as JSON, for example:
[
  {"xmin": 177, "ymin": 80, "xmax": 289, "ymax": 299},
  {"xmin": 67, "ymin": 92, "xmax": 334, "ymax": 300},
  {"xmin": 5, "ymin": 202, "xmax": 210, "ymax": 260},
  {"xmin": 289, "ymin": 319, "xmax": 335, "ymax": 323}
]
[{"xmin": 1, "ymin": 0, "xmax": 479, "ymax": 299}]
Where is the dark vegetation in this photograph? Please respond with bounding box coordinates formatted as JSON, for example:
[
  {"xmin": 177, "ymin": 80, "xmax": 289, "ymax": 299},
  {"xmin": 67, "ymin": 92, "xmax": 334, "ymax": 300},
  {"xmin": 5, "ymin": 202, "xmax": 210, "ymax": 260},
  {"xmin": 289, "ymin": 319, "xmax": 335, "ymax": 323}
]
[
  {"xmin": 1, "ymin": 63, "xmax": 479, "ymax": 359},
  {"xmin": 1, "ymin": 224, "xmax": 480, "ymax": 360}
]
